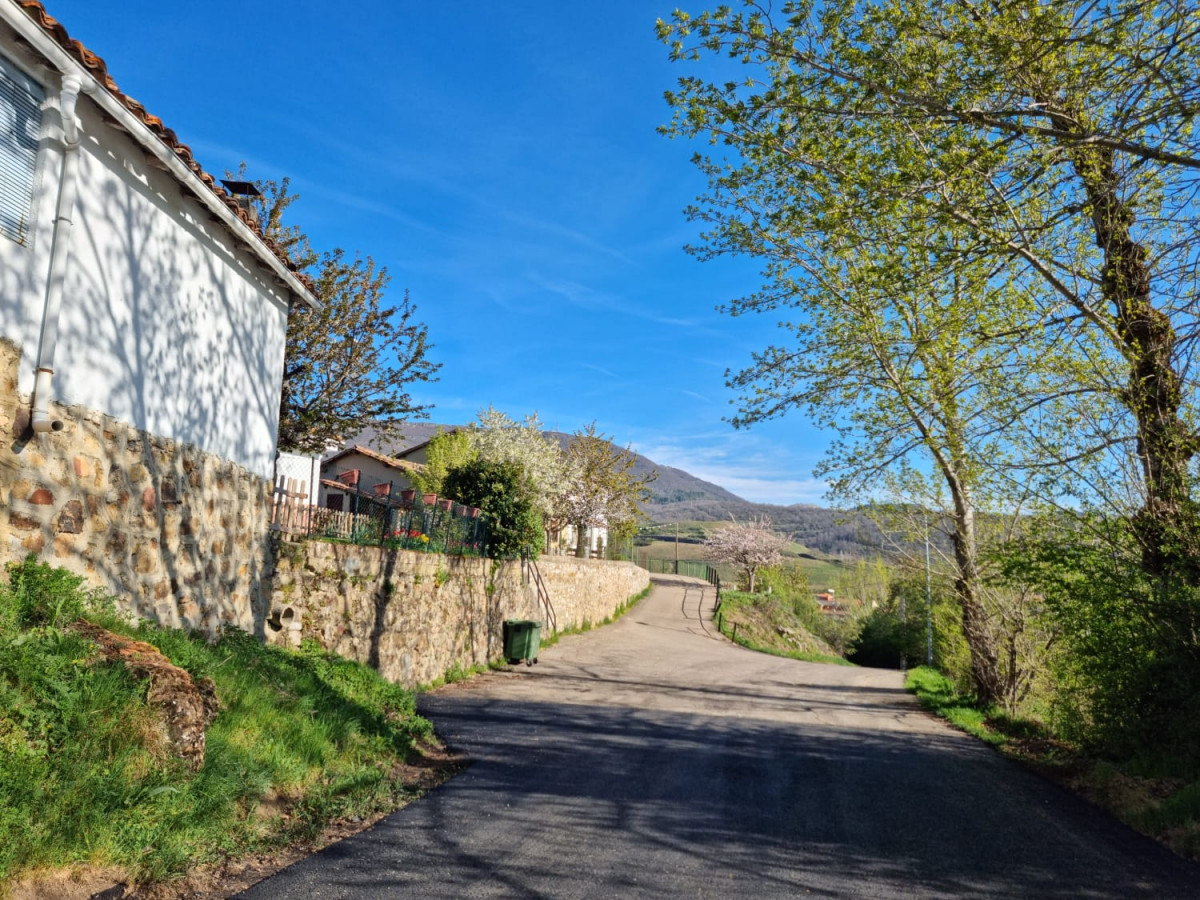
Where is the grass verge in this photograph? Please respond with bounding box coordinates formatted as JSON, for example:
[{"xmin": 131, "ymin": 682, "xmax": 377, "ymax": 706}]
[
  {"xmin": 0, "ymin": 556, "xmax": 450, "ymax": 891},
  {"xmin": 715, "ymin": 590, "xmax": 851, "ymax": 665}
]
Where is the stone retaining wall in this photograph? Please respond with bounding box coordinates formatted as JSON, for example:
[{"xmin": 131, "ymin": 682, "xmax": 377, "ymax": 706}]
[
  {"xmin": 266, "ymin": 539, "xmax": 650, "ymax": 687},
  {"xmin": 0, "ymin": 338, "xmax": 272, "ymax": 634}
]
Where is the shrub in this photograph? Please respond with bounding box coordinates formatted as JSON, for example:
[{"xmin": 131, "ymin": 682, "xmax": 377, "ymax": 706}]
[
  {"xmin": 442, "ymin": 458, "xmax": 544, "ymax": 559},
  {"xmin": 5, "ymin": 555, "xmax": 89, "ymax": 628}
]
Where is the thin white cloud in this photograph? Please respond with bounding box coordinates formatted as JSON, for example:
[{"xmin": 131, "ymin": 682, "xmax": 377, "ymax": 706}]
[
  {"xmin": 528, "ymin": 273, "xmax": 700, "ymax": 328},
  {"xmin": 581, "ymin": 362, "xmax": 618, "ymax": 378}
]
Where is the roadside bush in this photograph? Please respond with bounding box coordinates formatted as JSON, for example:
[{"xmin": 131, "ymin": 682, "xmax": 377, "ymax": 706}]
[
  {"xmin": 1005, "ymin": 516, "xmax": 1200, "ymax": 766},
  {"xmin": 850, "ymin": 606, "xmax": 925, "ymax": 669},
  {"xmin": 5, "ymin": 555, "xmax": 91, "ymax": 628},
  {"xmin": 442, "ymin": 458, "xmax": 544, "ymax": 559}
]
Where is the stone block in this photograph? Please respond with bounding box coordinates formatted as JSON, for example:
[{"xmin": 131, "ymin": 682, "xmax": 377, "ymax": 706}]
[
  {"xmin": 29, "ymin": 487, "xmax": 53, "ymax": 505},
  {"xmin": 53, "ymin": 533, "xmax": 77, "ymax": 558},
  {"xmin": 134, "ymin": 545, "xmax": 158, "ymax": 575},
  {"xmin": 9, "ymin": 512, "xmax": 40, "ymax": 531},
  {"xmin": 106, "ymin": 529, "xmax": 127, "ymax": 555},
  {"xmin": 56, "ymin": 499, "xmax": 84, "ymax": 534}
]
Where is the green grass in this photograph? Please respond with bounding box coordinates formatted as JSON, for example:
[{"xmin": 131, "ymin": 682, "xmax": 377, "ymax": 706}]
[
  {"xmin": 0, "ymin": 556, "xmax": 439, "ymax": 887},
  {"xmin": 904, "ymin": 666, "xmax": 1005, "ymax": 745},
  {"xmin": 636, "ymin": 536, "xmax": 848, "ymax": 591},
  {"xmin": 715, "ymin": 590, "xmax": 852, "ymax": 665}
]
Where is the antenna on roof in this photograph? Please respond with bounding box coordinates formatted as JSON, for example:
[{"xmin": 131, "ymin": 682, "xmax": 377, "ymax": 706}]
[{"xmin": 220, "ymin": 179, "xmax": 262, "ymax": 226}]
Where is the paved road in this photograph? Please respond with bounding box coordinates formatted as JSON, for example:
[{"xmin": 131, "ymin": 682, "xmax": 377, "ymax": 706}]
[{"xmin": 239, "ymin": 575, "xmax": 1200, "ymax": 898}]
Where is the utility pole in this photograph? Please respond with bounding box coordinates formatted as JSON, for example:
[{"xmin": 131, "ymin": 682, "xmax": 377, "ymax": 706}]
[
  {"xmin": 925, "ymin": 518, "xmax": 934, "ymax": 667},
  {"xmin": 674, "ymin": 522, "xmax": 680, "ymax": 574}
]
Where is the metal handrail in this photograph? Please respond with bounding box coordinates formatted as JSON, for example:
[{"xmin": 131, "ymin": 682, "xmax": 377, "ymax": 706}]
[{"xmin": 526, "ymin": 557, "xmax": 557, "ymax": 634}]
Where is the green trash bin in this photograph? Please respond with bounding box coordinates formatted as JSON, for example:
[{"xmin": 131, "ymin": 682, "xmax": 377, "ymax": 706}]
[{"xmin": 503, "ymin": 619, "xmax": 542, "ymax": 666}]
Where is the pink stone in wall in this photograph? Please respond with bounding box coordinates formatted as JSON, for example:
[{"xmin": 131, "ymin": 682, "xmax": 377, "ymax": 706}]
[
  {"xmin": 143, "ymin": 487, "xmax": 156, "ymax": 511},
  {"xmin": 29, "ymin": 488, "xmax": 54, "ymax": 505}
]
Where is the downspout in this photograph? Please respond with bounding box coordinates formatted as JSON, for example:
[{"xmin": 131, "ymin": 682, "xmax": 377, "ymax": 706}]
[{"xmin": 31, "ymin": 73, "xmax": 83, "ymax": 434}]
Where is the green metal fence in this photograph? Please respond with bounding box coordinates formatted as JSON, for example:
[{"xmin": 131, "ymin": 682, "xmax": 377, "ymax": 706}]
[{"xmin": 640, "ymin": 557, "xmax": 722, "ymax": 590}]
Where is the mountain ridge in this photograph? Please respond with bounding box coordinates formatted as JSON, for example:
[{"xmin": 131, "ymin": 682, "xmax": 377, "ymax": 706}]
[{"xmin": 336, "ymin": 423, "xmax": 882, "ymax": 558}]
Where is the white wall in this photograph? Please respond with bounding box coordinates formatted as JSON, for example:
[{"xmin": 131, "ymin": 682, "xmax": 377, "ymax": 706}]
[{"xmin": 0, "ymin": 43, "xmax": 290, "ymax": 479}]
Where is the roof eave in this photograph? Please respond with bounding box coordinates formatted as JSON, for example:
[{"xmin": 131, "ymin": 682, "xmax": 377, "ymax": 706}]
[{"xmin": 3, "ymin": 2, "xmax": 321, "ymax": 311}]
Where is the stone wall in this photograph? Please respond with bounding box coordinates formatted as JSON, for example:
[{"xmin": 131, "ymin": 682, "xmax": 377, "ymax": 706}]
[
  {"xmin": 267, "ymin": 539, "xmax": 650, "ymax": 687},
  {"xmin": 0, "ymin": 338, "xmax": 273, "ymax": 634}
]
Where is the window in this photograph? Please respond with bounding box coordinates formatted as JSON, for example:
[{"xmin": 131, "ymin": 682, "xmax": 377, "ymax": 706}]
[{"xmin": 0, "ymin": 53, "xmax": 44, "ymax": 245}]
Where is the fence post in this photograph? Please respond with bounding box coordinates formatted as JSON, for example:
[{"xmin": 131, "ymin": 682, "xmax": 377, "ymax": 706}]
[{"xmin": 381, "ymin": 481, "xmax": 393, "ymax": 547}]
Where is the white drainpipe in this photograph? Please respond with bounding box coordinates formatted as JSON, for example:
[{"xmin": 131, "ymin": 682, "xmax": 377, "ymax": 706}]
[{"xmin": 31, "ymin": 73, "xmax": 83, "ymax": 434}]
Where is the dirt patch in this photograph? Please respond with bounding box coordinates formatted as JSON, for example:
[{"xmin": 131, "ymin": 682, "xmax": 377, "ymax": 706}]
[
  {"xmin": 6, "ymin": 867, "xmax": 130, "ymax": 900},
  {"xmin": 73, "ymin": 622, "xmax": 220, "ymax": 772},
  {"xmin": 5, "ymin": 744, "xmax": 465, "ymax": 900}
]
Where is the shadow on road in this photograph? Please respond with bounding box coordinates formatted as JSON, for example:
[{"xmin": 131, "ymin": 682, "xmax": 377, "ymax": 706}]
[{"xmin": 239, "ymin": 695, "xmax": 1199, "ymax": 899}]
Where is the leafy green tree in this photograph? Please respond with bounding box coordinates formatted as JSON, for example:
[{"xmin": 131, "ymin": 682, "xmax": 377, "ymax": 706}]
[
  {"xmin": 249, "ymin": 176, "xmax": 440, "ymax": 453},
  {"xmin": 556, "ymin": 423, "xmax": 656, "ymax": 557},
  {"xmin": 441, "ymin": 459, "xmax": 544, "ymax": 560},
  {"xmin": 758, "ymin": 564, "xmax": 815, "ymax": 619},
  {"xmin": 409, "ymin": 429, "xmax": 475, "ymax": 496},
  {"xmin": 659, "ymin": 0, "xmax": 1200, "ymax": 586},
  {"xmin": 1000, "ymin": 515, "xmax": 1200, "ymax": 758}
]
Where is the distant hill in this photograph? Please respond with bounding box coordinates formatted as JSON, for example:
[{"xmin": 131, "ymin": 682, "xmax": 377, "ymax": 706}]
[{"xmin": 336, "ymin": 424, "xmax": 885, "ymax": 559}]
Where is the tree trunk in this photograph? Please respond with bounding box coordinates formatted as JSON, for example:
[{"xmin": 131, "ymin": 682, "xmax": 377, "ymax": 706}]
[
  {"xmin": 575, "ymin": 523, "xmax": 589, "ymax": 558},
  {"xmin": 937, "ymin": 461, "xmax": 1004, "ymax": 706},
  {"xmin": 951, "ymin": 504, "xmax": 1004, "ymax": 706},
  {"xmin": 1064, "ymin": 131, "xmax": 1200, "ymax": 583}
]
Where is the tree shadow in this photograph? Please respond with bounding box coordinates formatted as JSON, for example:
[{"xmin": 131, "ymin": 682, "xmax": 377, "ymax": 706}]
[{"xmin": 239, "ymin": 696, "xmax": 1200, "ymax": 899}]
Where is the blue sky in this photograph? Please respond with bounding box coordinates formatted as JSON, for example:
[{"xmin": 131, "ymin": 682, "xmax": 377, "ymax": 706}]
[{"xmin": 44, "ymin": 0, "xmax": 830, "ymax": 505}]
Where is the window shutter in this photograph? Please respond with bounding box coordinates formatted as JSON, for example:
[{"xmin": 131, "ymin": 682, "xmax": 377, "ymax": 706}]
[{"xmin": 0, "ymin": 54, "xmax": 45, "ymax": 245}]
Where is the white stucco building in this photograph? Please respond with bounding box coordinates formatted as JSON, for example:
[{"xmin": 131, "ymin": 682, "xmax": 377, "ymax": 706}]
[
  {"xmin": 0, "ymin": 0, "xmax": 317, "ymax": 479},
  {"xmin": 0, "ymin": 0, "xmax": 319, "ymax": 632}
]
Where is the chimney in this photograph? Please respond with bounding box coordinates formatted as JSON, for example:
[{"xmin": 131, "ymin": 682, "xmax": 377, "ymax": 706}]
[{"xmin": 220, "ymin": 179, "xmax": 262, "ymax": 227}]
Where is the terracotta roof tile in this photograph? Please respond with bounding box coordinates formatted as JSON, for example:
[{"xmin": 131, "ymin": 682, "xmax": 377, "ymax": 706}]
[
  {"xmin": 323, "ymin": 444, "xmax": 425, "ymax": 473},
  {"xmin": 16, "ymin": 1, "xmax": 314, "ymax": 295}
]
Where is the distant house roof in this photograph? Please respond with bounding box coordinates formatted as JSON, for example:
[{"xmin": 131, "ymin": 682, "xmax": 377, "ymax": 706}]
[
  {"xmin": 329, "ymin": 423, "xmax": 464, "ymax": 461},
  {"xmin": 323, "ymin": 444, "xmax": 424, "ymax": 474},
  {"xmin": 394, "ymin": 426, "xmax": 464, "ymax": 460},
  {"xmin": 10, "ymin": 1, "xmax": 318, "ymax": 309}
]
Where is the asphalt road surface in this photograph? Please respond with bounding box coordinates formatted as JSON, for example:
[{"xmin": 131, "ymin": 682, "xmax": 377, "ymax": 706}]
[{"xmin": 239, "ymin": 575, "xmax": 1200, "ymax": 898}]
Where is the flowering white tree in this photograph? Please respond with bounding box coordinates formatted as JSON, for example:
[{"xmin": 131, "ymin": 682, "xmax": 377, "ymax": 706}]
[
  {"xmin": 555, "ymin": 423, "xmax": 655, "ymax": 556},
  {"xmin": 468, "ymin": 407, "xmax": 570, "ymax": 517},
  {"xmin": 703, "ymin": 516, "xmax": 790, "ymax": 592}
]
